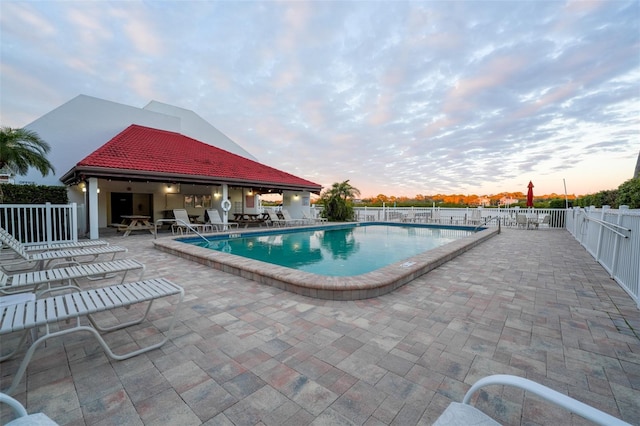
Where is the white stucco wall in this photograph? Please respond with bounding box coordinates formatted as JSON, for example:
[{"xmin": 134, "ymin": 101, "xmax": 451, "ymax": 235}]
[
  {"xmin": 22, "ymin": 95, "xmax": 181, "ymax": 186},
  {"xmin": 143, "ymin": 101, "xmax": 257, "ymax": 161},
  {"xmin": 20, "ymin": 94, "xmax": 258, "ymax": 186}
]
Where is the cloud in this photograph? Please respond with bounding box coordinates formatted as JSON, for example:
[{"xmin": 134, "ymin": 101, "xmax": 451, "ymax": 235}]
[{"xmin": 0, "ymin": 0, "xmax": 637, "ymax": 197}]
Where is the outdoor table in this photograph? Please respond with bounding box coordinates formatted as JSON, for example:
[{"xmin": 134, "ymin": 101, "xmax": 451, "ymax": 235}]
[{"xmin": 118, "ymin": 215, "xmax": 155, "ymax": 237}]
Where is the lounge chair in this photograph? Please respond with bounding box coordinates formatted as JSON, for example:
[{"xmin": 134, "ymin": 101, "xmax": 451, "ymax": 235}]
[
  {"xmin": 0, "ymin": 227, "xmax": 108, "ymax": 253},
  {"xmin": 302, "ymin": 211, "xmax": 327, "ymax": 224},
  {"xmin": 0, "ymin": 258, "xmax": 145, "ymax": 295},
  {"xmin": 265, "ymin": 210, "xmax": 285, "ymax": 227},
  {"xmin": 0, "ymin": 277, "xmax": 184, "ymax": 395},
  {"xmin": 206, "ymin": 209, "xmax": 238, "ymax": 231},
  {"xmin": 433, "ymin": 374, "xmax": 630, "ymax": 426},
  {"xmin": 0, "ymin": 230, "xmax": 127, "ymax": 272},
  {"xmin": 172, "ymin": 209, "xmax": 214, "ymax": 234},
  {"xmin": 281, "ymin": 210, "xmax": 305, "ymax": 226},
  {"xmin": 1, "ymin": 392, "xmax": 58, "ymax": 425}
]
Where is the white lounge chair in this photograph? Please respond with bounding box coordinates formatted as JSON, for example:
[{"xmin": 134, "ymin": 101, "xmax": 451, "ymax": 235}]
[
  {"xmin": 0, "ymin": 259, "xmax": 145, "ymax": 295},
  {"xmin": 0, "ymin": 227, "xmax": 108, "ymax": 253},
  {"xmin": 0, "ymin": 231, "xmax": 127, "ymax": 272},
  {"xmin": 1, "ymin": 392, "xmax": 58, "ymax": 425},
  {"xmin": 206, "ymin": 209, "xmax": 238, "ymax": 231},
  {"xmin": 281, "ymin": 210, "xmax": 305, "ymax": 226},
  {"xmin": 433, "ymin": 374, "xmax": 631, "ymax": 426},
  {"xmin": 0, "ymin": 277, "xmax": 184, "ymax": 395},
  {"xmin": 265, "ymin": 210, "xmax": 285, "ymax": 227},
  {"xmin": 171, "ymin": 209, "xmax": 213, "ymax": 235},
  {"xmin": 302, "ymin": 211, "xmax": 327, "ymax": 224}
]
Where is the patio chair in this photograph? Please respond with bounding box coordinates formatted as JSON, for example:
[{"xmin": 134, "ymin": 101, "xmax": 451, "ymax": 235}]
[
  {"xmin": 0, "ymin": 230, "xmax": 127, "ymax": 272},
  {"xmin": 516, "ymin": 214, "xmax": 529, "ymax": 229},
  {"xmin": 402, "ymin": 211, "xmax": 417, "ymax": 223},
  {"xmin": 206, "ymin": 209, "xmax": 238, "ymax": 231},
  {"xmin": 281, "ymin": 210, "xmax": 305, "ymax": 226},
  {"xmin": 302, "ymin": 211, "xmax": 327, "ymax": 224},
  {"xmin": 1, "ymin": 392, "xmax": 58, "ymax": 425},
  {"xmin": 0, "ymin": 258, "xmax": 145, "ymax": 295},
  {"xmin": 265, "ymin": 209, "xmax": 285, "ymax": 227},
  {"xmin": 433, "ymin": 374, "xmax": 630, "ymax": 426},
  {"xmin": 172, "ymin": 209, "xmax": 213, "ymax": 235},
  {"xmin": 0, "ymin": 227, "xmax": 108, "ymax": 254},
  {"xmin": 0, "ymin": 277, "xmax": 184, "ymax": 395},
  {"xmin": 538, "ymin": 214, "xmax": 551, "ymax": 229}
]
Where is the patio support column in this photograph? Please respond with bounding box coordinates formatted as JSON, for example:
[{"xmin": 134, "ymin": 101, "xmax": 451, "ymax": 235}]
[
  {"xmin": 222, "ymin": 184, "xmax": 229, "ymax": 223},
  {"xmin": 87, "ymin": 177, "xmax": 99, "ymax": 239}
]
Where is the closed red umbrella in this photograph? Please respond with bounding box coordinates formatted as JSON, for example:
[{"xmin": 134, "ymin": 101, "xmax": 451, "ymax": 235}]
[{"xmin": 526, "ymin": 181, "xmax": 534, "ymax": 207}]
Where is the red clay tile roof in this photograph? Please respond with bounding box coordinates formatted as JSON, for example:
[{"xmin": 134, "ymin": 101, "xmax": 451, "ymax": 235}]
[{"xmin": 69, "ymin": 125, "xmax": 321, "ymax": 192}]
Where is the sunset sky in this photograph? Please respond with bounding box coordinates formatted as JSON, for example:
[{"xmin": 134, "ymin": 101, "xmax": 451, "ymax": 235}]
[{"xmin": 1, "ymin": 1, "xmax": 638, "ymax": 198}]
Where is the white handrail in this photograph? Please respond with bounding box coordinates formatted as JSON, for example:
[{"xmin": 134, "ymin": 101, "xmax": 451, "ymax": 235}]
[
  {"xmin": 582, "ymin": 215, "xmax": 631, "ymax": 237},
  {"xmin": 462, "ymin": 374, "xmax": 631, "ymax": 426}
]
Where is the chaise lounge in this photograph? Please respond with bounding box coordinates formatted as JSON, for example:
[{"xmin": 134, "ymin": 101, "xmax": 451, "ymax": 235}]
[
  {"xmin": 0, "ymin": 229, "xmax": 127, "ymax": 272},
  {"xmin": 0, "ymin": 277, "xmax": 184, "ymax": 395},
  {"xmin": 0, "ymin": 258, "xmax": 145, "ymax": 295}
]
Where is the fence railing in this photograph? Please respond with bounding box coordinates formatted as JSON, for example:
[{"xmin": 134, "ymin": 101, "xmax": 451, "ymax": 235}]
[
  {"xmin": 351, "ymin": 206, "xmax": 567, "ymax": 229},
  {"xmin": 0, "ymin": 203, "xmax": 78, "ymax": 246},
  {"xmin": 567, "ymin": 206, "xmax": 640, "ymax": 308}
]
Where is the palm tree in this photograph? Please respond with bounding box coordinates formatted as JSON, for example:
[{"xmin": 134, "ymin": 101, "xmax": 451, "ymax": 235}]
[
  {"xmin": 0, "ymin": 127, "xmax": 55, "ymax": 202},
  {"xmin": 321, "ymin": 180, "xmax": 361, "ymax": 221},
  {"xmin": 326, "ymin": 180, "xmax": 361, "ymax": 201}
]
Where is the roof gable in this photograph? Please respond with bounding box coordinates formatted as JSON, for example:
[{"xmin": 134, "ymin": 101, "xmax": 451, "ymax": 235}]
[{"xmin": 74, "ymin": 125, "xmax": 321, "ymax": 190}]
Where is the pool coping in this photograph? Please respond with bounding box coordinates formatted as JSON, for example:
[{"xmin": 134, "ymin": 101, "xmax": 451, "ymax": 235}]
[{"xmin": 152, "ymin": 223, "xmax": 500, "ymax": 300}]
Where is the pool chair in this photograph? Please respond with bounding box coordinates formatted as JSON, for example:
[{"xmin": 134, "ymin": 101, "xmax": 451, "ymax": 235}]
[
  {"xmin": 0, "ymin": 230, "xmax": 127, "ymax": 272},
  {"xmin": 0, "ymin": 258, "xmax": 145, "ymax": 296},
  {"xmin": 302, "ymin": 211, "xmax": 327, "ymax": 224},
  {"xmin": 433, "ymin": 374, "xmax": 631, "ymax": 426},
  {"xmin": 402, "ymin": 211, "xmax": 417, "ymax": 223},
  {"xmin": 1, "ymin": 392, "xmax": 58, "ymax": 425},
  {"xmin": 281, "ymin": 210, "xmax": 306, "ymax": 226},
  {"xmin": 516, "ymin": 214, "xmax": 529, "ymax": 229},
  {"xmin": 0, "ymin": 277, "xmax": 184, "ymax": 395},
  {"xmin": 206, "ymin": 209, "xmax": 238, "ymax": 231},
  {"xmin": 265, "ymin": 209, "xmax": 286, "ymax": 227},
  {"xmin": 172, "ymin": 209, "xmax": 214, "ymax": 235},
  {"xmin": 0, "ymin": 227, "xmax": 109, "ymax": 253}
]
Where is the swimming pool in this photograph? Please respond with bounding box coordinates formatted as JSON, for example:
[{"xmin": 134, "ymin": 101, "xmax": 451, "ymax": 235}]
[
  {"xmin": 185, "ymin": 224, "xmax": 473, "ymax": 276},
  {"xmin": 153, "ymin": 222, "xmax": 499, "ymax": 300}
]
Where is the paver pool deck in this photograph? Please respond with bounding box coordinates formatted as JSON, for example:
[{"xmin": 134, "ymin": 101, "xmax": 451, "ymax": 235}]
[{"xmin": 1, "ymin": 228, "xmax": 638, "ymax": 425}]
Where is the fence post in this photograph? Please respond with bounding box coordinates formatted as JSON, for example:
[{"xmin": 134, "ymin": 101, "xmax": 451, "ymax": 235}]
[
  {"xmin": 610, "ymin": 206, "xmax": 628, "ymax": 280},
  {"xmin": 44, "ymin": 202, "xmax": 53, "ymax": 246},
  {"xmin": 595, "ymin": 206, "xmax": 609, "ymax": 261},
  {"xmin": 71, "ymin": 203, "xmax": 78, "ymax": 241}
]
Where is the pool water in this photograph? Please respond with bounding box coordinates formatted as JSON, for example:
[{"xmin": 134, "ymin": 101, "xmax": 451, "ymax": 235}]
[{"xmin": 187, "ymin": 224, "xmax": 473, "ymax": 276}]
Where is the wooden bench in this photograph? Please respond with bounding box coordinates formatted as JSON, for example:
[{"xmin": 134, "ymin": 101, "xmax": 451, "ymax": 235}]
[{"xmin": 0, "ymin": 277, "xmax": 184, "ymax": 395}]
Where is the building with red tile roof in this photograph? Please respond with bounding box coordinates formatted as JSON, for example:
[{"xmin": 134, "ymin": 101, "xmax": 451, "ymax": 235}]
[{"xmin": 21, "ymin": 95, "xmax": 322, "ymax": 238}]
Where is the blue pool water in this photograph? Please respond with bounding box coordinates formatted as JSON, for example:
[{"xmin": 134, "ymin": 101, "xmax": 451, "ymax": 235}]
[{"xmin": 182, "ymin": 223, "xmax": 474, "ymax": 277}]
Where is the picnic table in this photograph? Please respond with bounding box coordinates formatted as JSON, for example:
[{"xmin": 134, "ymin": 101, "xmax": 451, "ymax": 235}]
[{"xmin": 115, "ymin": 215, "xmax": 155, "ymax": 237}]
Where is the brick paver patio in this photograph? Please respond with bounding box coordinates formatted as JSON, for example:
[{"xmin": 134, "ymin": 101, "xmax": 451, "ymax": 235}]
[{"xmin": 1, "ymin": 228, "xmax": 638, "ymax": 425}]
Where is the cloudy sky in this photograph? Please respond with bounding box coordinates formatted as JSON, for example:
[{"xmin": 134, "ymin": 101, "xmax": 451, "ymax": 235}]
[{"xmin": 1, "ymin": 1, "xmax": 638, "ymax": 198}]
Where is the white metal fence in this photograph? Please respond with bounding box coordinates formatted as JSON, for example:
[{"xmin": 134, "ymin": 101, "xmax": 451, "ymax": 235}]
[
  {"xmin": 0, "ymin": 203, "xmax": 78, "ymax": 246},
  {"xmin": 566, "ymin": 206, "xmax": 640, "ymax": 308},
  {"xmin": 351, "ymin": 206, "xmax": 567, "ymax": 229}
]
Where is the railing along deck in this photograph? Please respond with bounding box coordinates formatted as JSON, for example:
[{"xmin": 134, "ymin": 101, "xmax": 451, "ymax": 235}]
[{"xmin": 0, "ymin": 203, "xmax": 78, "ymax": 246}]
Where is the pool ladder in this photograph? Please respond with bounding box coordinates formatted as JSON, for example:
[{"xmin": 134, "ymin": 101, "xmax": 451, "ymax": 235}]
[
  {"xmin": 154, "ymin": 219, "xmax": 211, "ymax": 243},
  {"xmin": 472, "ymin": 216, "xmax": 501, "ymax": 233}
]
